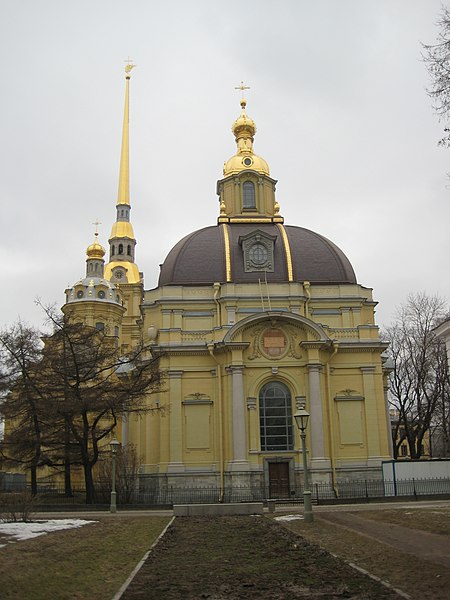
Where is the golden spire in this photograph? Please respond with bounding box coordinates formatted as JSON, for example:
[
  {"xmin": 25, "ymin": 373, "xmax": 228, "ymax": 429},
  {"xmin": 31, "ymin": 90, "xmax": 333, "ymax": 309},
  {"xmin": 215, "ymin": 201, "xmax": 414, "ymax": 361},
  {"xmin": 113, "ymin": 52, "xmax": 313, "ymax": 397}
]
[
  {"xmin": 103, "ymin": 62, "xmax": 140, "ymax": 285},
  {"xmin": 117, "ymin": 59, "xmax": 135, "ymax": 207}
]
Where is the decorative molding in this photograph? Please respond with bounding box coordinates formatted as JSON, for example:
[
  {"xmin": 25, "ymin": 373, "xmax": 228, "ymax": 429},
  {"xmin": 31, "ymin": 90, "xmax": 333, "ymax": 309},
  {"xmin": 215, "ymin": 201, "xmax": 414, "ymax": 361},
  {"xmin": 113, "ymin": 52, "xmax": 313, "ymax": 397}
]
[
  {"xmin": 295, "ymin": 396, "xmax": 306, "ymax": 409},
  {"xmin": 335, "ymin": 388, "xmax": 365, "ymax": 402},
  {"xmin": 247, "ymin": 397, "xmax": 257, "ymax": 410}
]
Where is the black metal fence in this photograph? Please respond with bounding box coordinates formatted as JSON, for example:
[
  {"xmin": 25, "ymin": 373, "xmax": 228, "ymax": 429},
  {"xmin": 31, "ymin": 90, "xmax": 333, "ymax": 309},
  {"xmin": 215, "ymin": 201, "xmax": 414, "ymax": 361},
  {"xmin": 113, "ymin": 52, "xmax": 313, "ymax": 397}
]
[{"xmin": 1, "ymin": 477, "xmax": 450, "ymax": 507}]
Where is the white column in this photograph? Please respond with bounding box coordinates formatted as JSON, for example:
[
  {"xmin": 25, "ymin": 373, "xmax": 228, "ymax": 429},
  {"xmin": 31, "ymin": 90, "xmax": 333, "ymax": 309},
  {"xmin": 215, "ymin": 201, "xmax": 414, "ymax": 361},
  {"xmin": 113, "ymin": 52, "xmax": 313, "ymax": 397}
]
[
  {"xmin": 307, "ymin": 364, "xmax": 329, "ymax": 470},
  {"xmin": 229, "ymin": 366, "xmax": 249, "ymax": 469}
]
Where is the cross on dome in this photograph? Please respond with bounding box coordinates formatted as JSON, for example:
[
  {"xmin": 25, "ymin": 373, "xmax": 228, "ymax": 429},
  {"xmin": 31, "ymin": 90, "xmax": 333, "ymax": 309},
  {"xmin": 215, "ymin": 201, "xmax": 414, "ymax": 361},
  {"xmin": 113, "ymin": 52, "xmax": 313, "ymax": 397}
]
[{"xmin": 234, "ymin": 81, "xmax": 250, "ymax": 101}]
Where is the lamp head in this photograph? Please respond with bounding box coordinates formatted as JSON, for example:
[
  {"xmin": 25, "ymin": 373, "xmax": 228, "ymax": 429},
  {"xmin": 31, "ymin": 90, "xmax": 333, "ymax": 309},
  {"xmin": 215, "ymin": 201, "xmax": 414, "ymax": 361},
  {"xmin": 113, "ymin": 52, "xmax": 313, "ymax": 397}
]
[
  {"xmin": 110, "ymin": 438, "xmax": 121, "ymax": 454},
  {"xmin": 294, "ymin": 407, "xmax": 310, "ymax": 432}
]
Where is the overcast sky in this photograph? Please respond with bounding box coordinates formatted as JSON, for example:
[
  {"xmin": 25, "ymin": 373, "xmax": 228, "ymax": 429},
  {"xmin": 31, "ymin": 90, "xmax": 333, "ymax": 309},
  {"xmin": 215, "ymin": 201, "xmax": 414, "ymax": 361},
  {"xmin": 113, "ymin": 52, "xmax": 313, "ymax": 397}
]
[{"xmin": 1, "ymin": 0, "xmax": 449, "ymax": 332}]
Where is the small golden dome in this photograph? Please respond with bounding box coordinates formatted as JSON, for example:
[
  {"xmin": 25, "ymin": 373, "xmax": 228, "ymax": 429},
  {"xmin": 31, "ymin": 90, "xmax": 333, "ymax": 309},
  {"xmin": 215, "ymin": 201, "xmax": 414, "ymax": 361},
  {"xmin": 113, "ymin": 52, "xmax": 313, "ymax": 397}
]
[
  {"xmin": 232, "ymin": 99, "xmax": 256, "ymax": 139},
  {"xmin": 86, "ymin": 233, "xmax": 106, "ymax": 259},
  {"xmin": 223, "ymin": 98, "xmax": 270, "ymax": 177}
]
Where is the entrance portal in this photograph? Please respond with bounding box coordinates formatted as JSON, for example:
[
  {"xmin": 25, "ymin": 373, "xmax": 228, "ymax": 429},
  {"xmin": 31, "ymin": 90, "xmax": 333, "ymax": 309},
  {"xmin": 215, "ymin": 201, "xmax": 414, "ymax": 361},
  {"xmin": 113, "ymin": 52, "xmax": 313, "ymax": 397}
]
[{"xmin": 268, "ymin": 462, "xmax": 290, "ymax": 498}]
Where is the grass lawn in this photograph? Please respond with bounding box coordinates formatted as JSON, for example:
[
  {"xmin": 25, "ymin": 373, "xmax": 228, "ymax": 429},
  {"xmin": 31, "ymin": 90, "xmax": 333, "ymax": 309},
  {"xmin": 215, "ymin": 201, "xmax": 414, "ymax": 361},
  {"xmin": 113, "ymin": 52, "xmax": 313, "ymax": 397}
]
[
  {"xmin": 280, "ymin": 506, "xmax": 450, "ymax": 600},
  {"xmin": 2, "ymin": 507, "xmax": 450, "ymax": 599},
  {"xmin": 0, "ymin": 515, "xmax": 170, "ymax": 600}
]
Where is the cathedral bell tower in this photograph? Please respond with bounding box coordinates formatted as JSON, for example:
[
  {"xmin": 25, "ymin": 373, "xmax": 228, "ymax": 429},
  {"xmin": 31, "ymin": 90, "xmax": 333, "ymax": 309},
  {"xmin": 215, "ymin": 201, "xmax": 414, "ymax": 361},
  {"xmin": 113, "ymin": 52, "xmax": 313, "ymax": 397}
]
[
  {"xmin": 103, "ymin": 62, "xmax": 143, "ymax": 351},
  {"xmin": 104, "ymin": 62, "xmax": 141, "ymax": 286}
]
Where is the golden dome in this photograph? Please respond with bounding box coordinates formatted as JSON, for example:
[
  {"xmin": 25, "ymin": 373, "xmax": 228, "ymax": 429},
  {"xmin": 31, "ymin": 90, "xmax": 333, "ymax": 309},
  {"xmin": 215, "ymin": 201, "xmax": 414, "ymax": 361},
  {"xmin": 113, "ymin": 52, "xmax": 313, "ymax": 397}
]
[
  {"xmin": 109, "ymin": 221, "xmax": 135, "ymax": 240},
  {"xmin": 232, "ymin": 99, "xmax": 256, "ymax": 139},
  {"xmin": 223, "ymin": 99, "xmax": 270, "ymax": 177},
  {"xmin": 86, "ymin": 233, "xmax": 105, "ymax": 259}
]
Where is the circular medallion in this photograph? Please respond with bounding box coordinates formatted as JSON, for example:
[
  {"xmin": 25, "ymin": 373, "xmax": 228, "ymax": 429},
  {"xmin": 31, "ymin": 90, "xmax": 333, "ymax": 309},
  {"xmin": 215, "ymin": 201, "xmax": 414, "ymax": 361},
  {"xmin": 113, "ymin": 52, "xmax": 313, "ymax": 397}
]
[
  {"xmin": 260, "ymin": 328, "xmax": 288, "ymax": 359},
  {"xmin": 249, "ymin": 243, "xmax": 268, "ymax": 266}
]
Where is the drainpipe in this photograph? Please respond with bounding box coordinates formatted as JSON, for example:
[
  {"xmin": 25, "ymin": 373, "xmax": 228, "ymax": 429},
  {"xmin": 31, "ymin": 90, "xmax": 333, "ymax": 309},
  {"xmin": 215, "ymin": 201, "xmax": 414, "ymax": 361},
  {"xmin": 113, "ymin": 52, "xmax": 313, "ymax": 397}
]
[
  {"xmin": 213, "ymin": 282, "xmax": 221, "ymax": 328},
  {"xmin": 303, "ymin": 281, "xmax": 311, "ymax": 319},
  {"xmin": 208, "ymin": 342, "xmax": 225, "ymax": 502},
  {"xmin": 325, "ymin": 340, "xmax": 339, "ymax": 497}
]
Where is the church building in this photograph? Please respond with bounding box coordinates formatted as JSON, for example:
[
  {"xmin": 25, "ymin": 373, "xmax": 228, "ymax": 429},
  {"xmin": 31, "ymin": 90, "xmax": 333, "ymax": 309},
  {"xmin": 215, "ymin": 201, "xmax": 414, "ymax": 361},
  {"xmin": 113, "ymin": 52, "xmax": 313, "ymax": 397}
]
[{"xmin": 64, "ymin": 66, "xmax": 392, "ymax": 498}]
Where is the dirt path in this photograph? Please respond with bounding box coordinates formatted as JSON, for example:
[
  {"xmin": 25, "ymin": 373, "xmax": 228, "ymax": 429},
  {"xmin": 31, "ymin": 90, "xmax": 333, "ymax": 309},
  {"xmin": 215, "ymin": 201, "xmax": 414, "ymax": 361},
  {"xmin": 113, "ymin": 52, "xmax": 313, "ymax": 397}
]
[
  {"xmin": 119, "ymin": 516, "xmax": 400, "ymax": 599},
  {"xmin": 318, "ymin": 511, "xmax": 450, "ymax": 569}
]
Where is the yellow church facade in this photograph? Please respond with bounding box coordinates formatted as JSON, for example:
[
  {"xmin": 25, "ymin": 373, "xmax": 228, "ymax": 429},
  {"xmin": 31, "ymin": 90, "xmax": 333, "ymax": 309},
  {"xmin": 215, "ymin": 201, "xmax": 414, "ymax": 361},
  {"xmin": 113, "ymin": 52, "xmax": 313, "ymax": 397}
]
[{"xmin": 65, "ymin": 67, "xmax": 392, "ymax": 497}]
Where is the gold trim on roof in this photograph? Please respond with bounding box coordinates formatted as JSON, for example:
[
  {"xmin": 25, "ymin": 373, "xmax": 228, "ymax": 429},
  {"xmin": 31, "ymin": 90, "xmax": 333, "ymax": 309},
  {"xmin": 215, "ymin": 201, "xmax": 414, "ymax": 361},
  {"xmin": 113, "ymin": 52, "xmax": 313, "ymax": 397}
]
[
  {"xmin": 221, "ymin": 224, "xmax": 232, "ymax": 282},
  {"xmin": 277, "ymin": 224, "xmax": 293, "ymax": 282}
]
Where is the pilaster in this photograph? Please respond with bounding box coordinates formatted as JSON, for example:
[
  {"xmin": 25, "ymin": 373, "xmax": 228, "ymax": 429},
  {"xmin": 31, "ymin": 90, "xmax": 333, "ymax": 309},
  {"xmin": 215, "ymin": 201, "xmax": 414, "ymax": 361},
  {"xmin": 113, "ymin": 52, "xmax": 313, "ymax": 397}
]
[
  {"xmin": 307, "ymin": 364, "xmax": 330, "ymax": 470},
  {"xmin": 361, "ymin": 366, "xmax": 382, "ymax": 466},
  {"xmin": 167, "ymin": 370, "xmax": 185, "ymax": 472},
  {"xmin": 228, "ymin": 365, "xmax": 249, "ymax": 470}
]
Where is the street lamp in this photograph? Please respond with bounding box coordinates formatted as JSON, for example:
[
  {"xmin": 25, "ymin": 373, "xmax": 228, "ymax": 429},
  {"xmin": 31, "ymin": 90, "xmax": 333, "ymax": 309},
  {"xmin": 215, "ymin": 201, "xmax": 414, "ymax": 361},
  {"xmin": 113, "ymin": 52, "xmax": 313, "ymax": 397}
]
[
  {"xmin": 294, "ymin": 407, "xmax": 314, "ymax": 523},
  {"xmin": 109, "ymin": 438, "xmax": 121, "ymax": 513}
]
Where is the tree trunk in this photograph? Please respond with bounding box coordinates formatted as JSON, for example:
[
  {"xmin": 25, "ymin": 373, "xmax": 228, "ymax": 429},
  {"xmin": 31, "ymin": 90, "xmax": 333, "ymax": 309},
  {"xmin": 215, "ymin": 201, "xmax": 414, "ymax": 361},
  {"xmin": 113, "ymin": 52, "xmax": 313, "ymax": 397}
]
[
  {"xmin": 83, "ymin": 461, "xmax": 96, "ymax": 504},
  {"xmin": 64, "ymin": 422, "xmax": 73, "ymax": 497},
  {"xmin": 30, "ymin": 465, "xmax": 37, "ymax": 496}
]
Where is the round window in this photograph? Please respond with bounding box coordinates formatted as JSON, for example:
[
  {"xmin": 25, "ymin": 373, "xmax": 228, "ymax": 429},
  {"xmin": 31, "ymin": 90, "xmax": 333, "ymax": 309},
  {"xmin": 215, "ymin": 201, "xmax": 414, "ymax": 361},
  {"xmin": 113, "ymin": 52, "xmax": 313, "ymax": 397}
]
[
  {"xmin": 115, "ymin": 269, "xmax": 124, "ymax": 280},
  {"xmin": 243, "ymin": 157, "xmax": 253, "ymax": 167},
  {"xmin": 249, "ymin": 243, "xmax": 268, "ymax": 265},
  {"xmin": 98, "ymin": 290, "xmax": 105, "ymax": 299},
  {"xmin": 76, "ymin": 290, "xmax": 84, "ymax": 299}
]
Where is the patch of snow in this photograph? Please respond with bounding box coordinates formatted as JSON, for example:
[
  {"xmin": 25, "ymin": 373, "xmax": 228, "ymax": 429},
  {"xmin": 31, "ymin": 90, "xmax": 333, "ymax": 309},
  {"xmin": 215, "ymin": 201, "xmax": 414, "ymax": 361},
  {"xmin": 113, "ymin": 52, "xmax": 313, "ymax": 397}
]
[
  {"xmin": 274, "ymin": 514, "xmax": 304, "ymax": 522},
  {"xmin": 0, "ymin": 519, "xmax": 96, "ymax": 543}
]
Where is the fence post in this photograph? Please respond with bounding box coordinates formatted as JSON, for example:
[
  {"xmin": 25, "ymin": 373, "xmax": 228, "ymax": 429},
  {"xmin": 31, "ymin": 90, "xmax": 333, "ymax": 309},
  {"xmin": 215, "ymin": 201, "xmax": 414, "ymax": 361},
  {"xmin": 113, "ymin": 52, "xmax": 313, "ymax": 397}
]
[
  {"xmin": 413, "ymin": 478, "xmax": 417, "ymax": 500},
  {"xmin": 315, "ymin": 483, "xmax": 319, "ymax": 505}
]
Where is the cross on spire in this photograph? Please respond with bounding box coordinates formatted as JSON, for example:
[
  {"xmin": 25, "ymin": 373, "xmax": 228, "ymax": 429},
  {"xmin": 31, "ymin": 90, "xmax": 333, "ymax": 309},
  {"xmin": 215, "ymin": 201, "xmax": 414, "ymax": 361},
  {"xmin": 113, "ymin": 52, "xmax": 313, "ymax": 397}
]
[
  {"xmin": 92, "ymin": 219, "xmax": 102, "ymax": 236},
  {"xmin": 235, "ymin": 81, "xmax": 250, "ymax": 100},
  {"xmin": 124, "ymin": 57, "xmax": 136, "ymax": 75}
]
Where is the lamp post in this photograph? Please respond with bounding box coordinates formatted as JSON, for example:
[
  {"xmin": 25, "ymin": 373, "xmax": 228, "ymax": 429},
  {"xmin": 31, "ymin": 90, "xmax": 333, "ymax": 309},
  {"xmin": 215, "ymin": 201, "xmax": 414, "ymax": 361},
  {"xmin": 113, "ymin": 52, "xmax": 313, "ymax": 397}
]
[
  {"xmin": 110, "ymin": 438, "xmax": 121, "ymax": 513},
  {"xmin": 294, "ymin": 407, "xmax": 314, "ymax": 523}
]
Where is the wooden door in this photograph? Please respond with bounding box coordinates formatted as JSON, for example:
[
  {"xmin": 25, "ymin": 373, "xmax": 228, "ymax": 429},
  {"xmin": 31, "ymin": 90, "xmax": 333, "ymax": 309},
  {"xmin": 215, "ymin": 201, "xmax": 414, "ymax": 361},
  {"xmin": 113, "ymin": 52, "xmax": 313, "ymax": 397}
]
[{"xmin": 268, "ymin": 462, "xmax": 290, "ymax": 498}]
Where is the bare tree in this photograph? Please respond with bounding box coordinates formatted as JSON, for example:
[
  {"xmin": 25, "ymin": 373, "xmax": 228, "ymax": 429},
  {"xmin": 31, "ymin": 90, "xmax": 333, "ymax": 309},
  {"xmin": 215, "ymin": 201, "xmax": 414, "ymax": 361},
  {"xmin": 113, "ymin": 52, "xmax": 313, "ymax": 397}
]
[
  {"xmin": 423, "ymin": 6, "xmax": 450, "ymax": 147},
  {"xmin": 1, "ymin": 310, "xmax": 163, "ymax": 504},
  {"xmin": 96, "ymin": 443, "xmax": 142, "ymax": 504},
  {"xmin": 384, "ymin": 293, "xmax": 450, "ymax": 459},
  {"xmin": 0, "ymin": 322, "xmax": 57, "ymax": 495},
  {"xmin": 40, "ymin": 310, "xmax": 162, "ymax": 504}
]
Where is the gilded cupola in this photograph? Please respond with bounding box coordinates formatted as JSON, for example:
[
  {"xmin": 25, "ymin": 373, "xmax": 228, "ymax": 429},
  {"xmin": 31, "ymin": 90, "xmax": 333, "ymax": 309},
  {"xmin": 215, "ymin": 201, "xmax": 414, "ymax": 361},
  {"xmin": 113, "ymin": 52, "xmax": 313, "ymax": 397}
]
[
  {"xmin": 223, "ymin": 96, "xmax": 270, "ymax": 177},
  {"xmin": 218, "ymin": 87, "xmax": 281, "ymax": 224},
  {"xmin": 86, "ymin": 232, "xmax": 106, "ymax": 260}
]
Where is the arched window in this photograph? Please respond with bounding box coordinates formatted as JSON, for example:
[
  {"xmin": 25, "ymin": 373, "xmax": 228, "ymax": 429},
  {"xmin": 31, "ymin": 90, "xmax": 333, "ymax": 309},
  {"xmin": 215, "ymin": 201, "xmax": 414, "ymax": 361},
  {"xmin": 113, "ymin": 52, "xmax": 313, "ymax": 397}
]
[
  {"xmin": 242, "ymin": 181, "xmax": 256, "ymax": 209},
  {"xmin": 118, "ymin": 244, "xmax": 124, "ymax": 255},
  {"xmin": 112, "ymin": 244, "xmax": 115, "ymax": 256},
  {"xmin": 259, "ymin": 382, "xmax": 293, "ymax": 451},
  {"xmin": 127, "ymin": 244, "xmax": 131, "ymax": 255},
  {"xmin": 95, "ymin": 322, "xmax": 105, "ymax": 331}
]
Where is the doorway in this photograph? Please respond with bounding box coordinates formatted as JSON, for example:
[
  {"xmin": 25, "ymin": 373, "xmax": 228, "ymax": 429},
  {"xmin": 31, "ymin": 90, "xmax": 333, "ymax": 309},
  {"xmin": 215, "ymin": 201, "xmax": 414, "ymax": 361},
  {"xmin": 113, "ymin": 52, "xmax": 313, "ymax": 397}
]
[{"xmin": 268, "ymin": 461, "xmax": 290, "ymax": 498}]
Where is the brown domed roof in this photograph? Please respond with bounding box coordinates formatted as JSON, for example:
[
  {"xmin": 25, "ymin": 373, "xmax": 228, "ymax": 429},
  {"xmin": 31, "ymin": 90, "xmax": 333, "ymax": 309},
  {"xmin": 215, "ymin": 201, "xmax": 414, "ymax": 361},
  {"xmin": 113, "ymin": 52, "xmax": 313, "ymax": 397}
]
[{"xmin": 158, "ymin": 223, "xmax": 356, "ymax": 286}]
